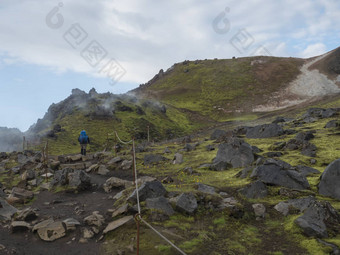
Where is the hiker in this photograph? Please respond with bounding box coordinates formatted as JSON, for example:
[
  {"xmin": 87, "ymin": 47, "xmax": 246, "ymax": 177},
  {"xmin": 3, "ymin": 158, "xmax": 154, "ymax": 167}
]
[{"xmin": 78, "ymin": 130, "xmax": 90, "ymax": 155}]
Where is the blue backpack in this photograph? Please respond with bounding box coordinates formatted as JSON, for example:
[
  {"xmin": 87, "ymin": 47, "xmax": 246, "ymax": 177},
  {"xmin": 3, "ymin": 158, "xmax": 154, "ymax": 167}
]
[{"xmin": 79, "ymin": 130, "xmax": 88, "ymax": 144}]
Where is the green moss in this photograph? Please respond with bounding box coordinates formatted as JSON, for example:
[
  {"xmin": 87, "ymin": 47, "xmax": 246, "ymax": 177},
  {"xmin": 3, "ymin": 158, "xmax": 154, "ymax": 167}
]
[
  {"xmin": 157, "ymin": 245, "xmax": 171, "ymax": 252},
  {"xmin": 179, "ymin": 236, "xmax": 204, "ymax": 253},
  {"xmin": 138, "ymin": 57, "xmax": 303, "ymax": 120}
]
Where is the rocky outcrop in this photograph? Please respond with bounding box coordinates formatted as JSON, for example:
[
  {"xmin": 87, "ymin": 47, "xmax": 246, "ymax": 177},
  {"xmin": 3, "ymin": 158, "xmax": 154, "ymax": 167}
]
[
  {"xmin": 143, "ymin": 154, "xmax": 168, "ymax": 165},
  {"xmin": 211, "ymin": 138, "xmax": 255, "ymax": 170},
  {"xmin": 318, "ymin": 159, "xmax": 340, "ymax": 200},
  {"xmin": 146, "ymin": 196, "xmax": 174, "ymax": 216},
  {"xmin": 251, "ymin": 159, "xmax": 310, "ymax": 190},
  {"xmin": 128, "ymin": 180, "xmax": 167, "ymax": 203},
  {"xmin": 239, "ymin": 181, "xmax": 268, "ymax": 199},
  {"xmin": 0, "ymin": 198, "xmax": 18, "ymax": 221},
  {"xmin": 246, "ymin": 123, "xmax": 284, "ymax": 138},
  {"xmin": 176, "ymin": 193, "xmax": 198, "ymax": 214},
  {"xmin": 295, "ymin": 201, "xmax": 340, "ymax": 238}
]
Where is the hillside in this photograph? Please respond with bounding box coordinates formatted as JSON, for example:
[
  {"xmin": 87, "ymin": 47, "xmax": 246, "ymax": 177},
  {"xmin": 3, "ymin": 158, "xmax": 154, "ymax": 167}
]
[
  {"xmin": 1, "ymin": 106, "xmax": 340, "ymax": 254},
  {"xmin": 133, "ymin": 48, "xmax": 340, "ymax": 120},
  {"xmin": 25, "ymin": 88, "xmax": 207, "ymax": 155}
]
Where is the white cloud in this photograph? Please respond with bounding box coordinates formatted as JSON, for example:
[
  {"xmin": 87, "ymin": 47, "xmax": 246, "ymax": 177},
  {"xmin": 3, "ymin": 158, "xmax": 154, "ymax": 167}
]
[
  {"xmin": 0, "ymin": 0, "xmax": 339, "ymax": 85},
  {"xmin": 300, "ymin": 43, "xmax": 327, "ymax": 58}
]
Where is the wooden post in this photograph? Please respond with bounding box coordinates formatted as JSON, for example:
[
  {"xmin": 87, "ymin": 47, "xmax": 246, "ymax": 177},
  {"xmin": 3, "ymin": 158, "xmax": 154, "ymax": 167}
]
[
  {"xmin": 132, "ymin": 138, "xmax": 136, "ymax": 185},
  {"xmin": 23, "ymin": 136, "xmax": 26, "ymax": 151},
  {"xmin": 114, "ymin": 131, "xmax": 117, "ymax": 155},
  {"xmin": 147, "ymin": 125, "xmax": 150, "ymax": 143},
  {"xmin": 45, "ymin": 141, "xmax": 49, "ymax": 182}
]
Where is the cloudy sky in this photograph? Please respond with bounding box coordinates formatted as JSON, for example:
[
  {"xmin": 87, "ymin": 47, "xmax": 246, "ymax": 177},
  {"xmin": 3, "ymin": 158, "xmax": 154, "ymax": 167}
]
[{"xmin": 1, "ymin": 0, "xmax": 340, "ymax": 131}]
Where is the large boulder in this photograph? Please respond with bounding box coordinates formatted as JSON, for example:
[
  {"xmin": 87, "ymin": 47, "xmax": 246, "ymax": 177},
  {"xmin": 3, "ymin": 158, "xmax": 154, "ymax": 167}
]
[
  {"xmin": 52, "ymin": 169, "xmax": 91, "ymax": 190},
  {"xmin": 0, "ymin": 198, "xmax": 18, "ymax": 221},
  {"xmin": 238, "ymin": 181, "xmax": 268, "ymax": 199},
  {"xmin": 175, "ymin": 193, "xmax": 198, "ymax": 214},
  {"xmin": 103, "ymin": 177, "xmax": 132, "ymax": 193},
  {"xmin": 68, "ymin": 170, "xmax": 92, "ymax": 190},
  {"xmin": 128, "ymin": 180, "xmax": 167, "ymax": 203},
  {"xmin": 295, "ymin": 165, "xmax": 320, "ymax": 177},
  {"xmin": 143, "ymin": 154, "xmax": 167, "ymax": 165},
  {"xmin": 324, "ymin": 120, "xmax": 340, "ymax": 128},
  {"xmin": 146, "ymin": 196, "xmax": 174, "ymax": 216},
  {"xmin": 250, "ymin": 159, "xmax": 310, "ymax": 190},
  {"xmin": 212, "ymin": 138, "xmax": 254, "ymax": 170},
  {"xmin": 10, "ymin": 187, "xmax": 34, "ymax": 201},
  {"xmin": 302, "ymin": 108, "xmax": 338, "ymax": 120},
  {"xmin": 37, "ymin": 221, "xmax": 66, "ymax": 241},
  {"xmin": 246, "ymin": 123, "xmax": 284, "ymax": 139},
  {"xmin": 319, "ymin": 159, "xmax": 340, "ymax": 199},
  {"xmin": 210, "ymin": 129, "xmax": 227, "ymax": 140},
  {"xmin": 0, "ymin": 182, "xmax": 5, "ymax": 198},
  {"xmin": 274, "ymin": 196, "xmax": 316, "ymax": 216},
  {"xmin": 294, "ymin": 201, "xmax": 340, "ymax": 238}
]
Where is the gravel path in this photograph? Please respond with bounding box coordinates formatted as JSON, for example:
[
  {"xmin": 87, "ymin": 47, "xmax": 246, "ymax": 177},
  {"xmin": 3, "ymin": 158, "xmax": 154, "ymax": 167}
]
[{"xmin": 289, "ymin": 53, "xmax": 340, "ymax": 97}]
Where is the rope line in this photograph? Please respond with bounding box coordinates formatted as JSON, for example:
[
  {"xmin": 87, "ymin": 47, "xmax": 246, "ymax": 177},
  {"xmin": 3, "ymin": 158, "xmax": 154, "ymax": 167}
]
[
  {"xmin": 115, "ymin": 131, "xmax": 133, "ymax": 145},
  {"xmin": 139, "ymin": 217, "xmax": 187, "ymax": 255},
  {"xmin": 130, "ymin": 137, "xmax": 187, "ymax": 255}
]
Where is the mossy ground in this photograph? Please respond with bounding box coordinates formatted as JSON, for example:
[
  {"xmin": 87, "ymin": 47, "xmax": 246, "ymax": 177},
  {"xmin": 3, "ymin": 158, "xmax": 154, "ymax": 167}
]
[
  {"xmin": 99, "ymin": 108, "xmax": 340, "ymax": 254},
  {"xmin": 136, "ymin": 57, "xmax": 303, "ymax": 120}
]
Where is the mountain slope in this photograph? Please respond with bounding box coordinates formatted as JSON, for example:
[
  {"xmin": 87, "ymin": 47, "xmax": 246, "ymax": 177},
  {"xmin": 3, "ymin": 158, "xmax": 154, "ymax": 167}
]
[
  {"xmin": 133, "ymin": 56, "xmax": 304, "ymax": 119},
  {"xmin": 133, "ymin": 48, "xmax": 340, "ymax": 120},
  {"xmin": 26, "ymin": 88, "xmax": 205, "ymax": 155}
]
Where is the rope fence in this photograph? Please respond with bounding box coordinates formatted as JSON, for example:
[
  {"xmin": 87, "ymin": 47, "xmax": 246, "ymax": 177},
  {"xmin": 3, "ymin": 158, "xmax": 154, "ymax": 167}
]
[{"xmin": 114, "ymin": 131, "xmax": 187, "ymax": 255}]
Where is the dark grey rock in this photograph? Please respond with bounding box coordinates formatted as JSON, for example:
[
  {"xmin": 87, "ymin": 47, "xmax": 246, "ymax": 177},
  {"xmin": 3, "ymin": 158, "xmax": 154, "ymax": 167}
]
[
  {"xmin": 176, "ymin": 193, "xmax": 198, "ymax": 214},
  {"xmin": 205, "ymin": 145, "xmax": 215, "ymax": 151},
  {"xmin": 0, "ymin": 198, "xmax": 18, "ymax": 221},
  {"xmin": 210, "ymin": 129, "xmax": 227, "ymax": 140},
  {"xmin": 236, "ymin": 166, "xmax": 253, "ymax": 179},
  {"xmin": 210, "ymin": 161, "xmax": 232, "ymax": 171},
  {"xmin": 128, "ymin": 180, "xmax": 166, "ymax": 203},
  {"xmin": 272, "ymin": 116, "xmax": 291, "ymax": 124},
  {"xmin": 295, "ymin": 131, "xmax": 315, "ymax": 141},
  {"xmin": 163, "ymin": 147, "xmax": 171, "ymax": 154},
  {"xmin": 274, "ymin": 196, "xmax": 316, "ymax": 216},
  {"xmin": 319, "ymin": 159, "xmax": 340, "ymax": 199},
  {"xmin": 325, "ymin": 120, "xmax": 340, "ymax": 128},
  {"xmin": 212, "ymin": 138, "xmax": 254, "ymax": 169},
  {"xmin": 173, "ymin": 153, "xmax": 183, "ymax": 165},
  {"xmin": 251, "ymin": 159, "xmax": 310, "ymax": 190},
  {"xmin": 317, "ymin": 239, "xmax": 340, "ymax": 255},
  {"xmin": 146, "ymin": 196, "xmax": 174, "ymax": 216},
  {"xmin": 183, "ymin": 144, "xmax": 194, "ymax": 152},
  {"xmin": 233, "ymin": 126, "xmax": 250, "ymax": 136},
  {"xmin": 238, "ymin": 181, "xmax": 268, "ymax": 199},
  {"xmin": 246, "ymin": 123, "xmax": 284, "ymax": 139},
  {"xmin": 52, "ymin": 168, "xmax": 71, "ymax": 186},
  {"xmin": 197, "ymin": 183, "xmax": 215, "ymax": 194},
  {"xmin": 264, "ymin": 152, "xmax": 282, "ymax": 157},
  {"xmin": 295, "ymin": 165, "xmax": 320, "ymax": 177},
  {"xmin": 0, "ymin": 182, "xmax": 5, "ymax": 198},
  {"xmin": 68, "ymin": 170, "xmax": 92, "ymax": 190},
  {"xmin": 251, "ymin": 146, "xmax": 262, "ymax": 153},
  {"xmin": 143, "ymin": 154, "xmax": 167, "ymax": 165},
  {"xmin": 294, "ymin": 201, "xmax": 340, "ymax": 238}
]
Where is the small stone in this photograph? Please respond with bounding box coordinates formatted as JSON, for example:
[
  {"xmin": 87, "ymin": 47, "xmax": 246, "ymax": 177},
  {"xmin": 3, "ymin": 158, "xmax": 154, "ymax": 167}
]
[
  {"xmin": 82, "ymin": 228, "xmax": 95, "ymax": 239},
  {"xmin": 79, "ymin": 238, "xmax": 88, "ymax": 243},
  {"xmin": 252, "ymin": 203, "xmax": 266, "ymax": 218},
  {"xmin": 103, "ymin": 216, "xmax": 134, "ymax": 234}
]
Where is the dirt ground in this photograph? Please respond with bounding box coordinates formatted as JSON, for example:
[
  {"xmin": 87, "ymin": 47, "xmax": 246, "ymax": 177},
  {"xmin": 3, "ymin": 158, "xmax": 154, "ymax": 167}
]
[{"xmin": 0, "ymin": 170, "xmax": 135, "ymax": 255}]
